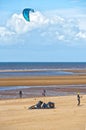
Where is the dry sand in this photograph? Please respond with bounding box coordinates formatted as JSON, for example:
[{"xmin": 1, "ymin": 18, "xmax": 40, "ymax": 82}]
[{"xmin": 0, "ymin": 95, "xmax": 86, "ymax": 130}]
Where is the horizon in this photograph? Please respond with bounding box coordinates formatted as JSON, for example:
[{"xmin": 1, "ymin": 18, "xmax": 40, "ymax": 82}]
[{"xmin": 0, "ymin": 61, "xmax": 86, "ymax": 63}]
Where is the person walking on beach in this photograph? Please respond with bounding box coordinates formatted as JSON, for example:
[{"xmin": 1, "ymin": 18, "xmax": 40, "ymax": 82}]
[
  {"xmin": 77, "ymin": 93, "xmax": 80, "ymax": 106},
  {"xmin": 42, "ymin": 89, "xmax": 46, "ymax": 97},
  {"xmin": 19, "ymin": 90, "xmax": 22, "ymax": 98}
]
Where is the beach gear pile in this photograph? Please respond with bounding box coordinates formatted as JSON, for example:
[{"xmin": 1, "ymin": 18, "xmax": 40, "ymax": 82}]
[{"xmin": 29, "ymin": 101, "xmax": 55, "ymax": 109}]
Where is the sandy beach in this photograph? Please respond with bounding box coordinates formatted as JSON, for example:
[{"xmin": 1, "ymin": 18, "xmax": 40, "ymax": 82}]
[
  {"xmin": 0, "ymin": 72, "xmax": 86, "ymax": 129},
  {"xmin": 0, "ymin": 95, "xmax": 86, "ymax": 130}
]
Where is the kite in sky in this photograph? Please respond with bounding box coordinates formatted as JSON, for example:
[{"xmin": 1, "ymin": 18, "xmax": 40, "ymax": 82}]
[{"xmin": 23, "ymin": 8, "xmax": 34, "ymax": 22}]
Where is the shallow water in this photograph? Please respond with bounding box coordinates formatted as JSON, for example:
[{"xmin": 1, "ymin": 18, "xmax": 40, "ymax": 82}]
[
  {"xmin": 0, "ymin": 84, "xmax": 86, "ymax": 91},
  {"xmin": 0, "ymin": 86, "xmax": 30, "ymax": 91},
  {"xmin": 0, "ymin": 70, "xmax": 73, "ymax": 78}
]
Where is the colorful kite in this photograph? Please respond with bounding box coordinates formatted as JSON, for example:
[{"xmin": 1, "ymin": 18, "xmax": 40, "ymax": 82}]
[{"xmin": 23, "ymin": 8, "xmax": 34, "ymax": 22}]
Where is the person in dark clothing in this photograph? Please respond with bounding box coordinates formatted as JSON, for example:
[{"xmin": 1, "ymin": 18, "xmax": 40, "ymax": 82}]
[
  {"xmin": 19, "ymin": 90, "xmax": 22, "ymax": 98},
  {"xmin": 77, "ymin": 93, "xmax": 80, "ymax": 106}
]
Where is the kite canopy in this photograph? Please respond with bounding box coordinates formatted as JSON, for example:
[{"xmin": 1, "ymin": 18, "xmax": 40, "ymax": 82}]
[{"xmin": 23, "ymin": 8, "xmax": 34, "ymax": 22}]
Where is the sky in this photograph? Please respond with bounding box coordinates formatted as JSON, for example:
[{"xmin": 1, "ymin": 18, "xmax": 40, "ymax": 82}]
[{"xmin": 0, "ymin": 0, "xmax": 86, "ymax": 62}]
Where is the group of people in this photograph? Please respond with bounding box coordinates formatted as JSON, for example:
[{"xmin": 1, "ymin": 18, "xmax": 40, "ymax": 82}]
[{"xmin": 19, "ymin": 90, "xmax": 81, "ymax": 106}]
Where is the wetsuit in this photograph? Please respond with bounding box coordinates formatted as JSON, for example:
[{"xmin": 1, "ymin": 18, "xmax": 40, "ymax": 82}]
[{"xmin": 77, "ymin": 94, "xmax": 80, "ymax": 106}]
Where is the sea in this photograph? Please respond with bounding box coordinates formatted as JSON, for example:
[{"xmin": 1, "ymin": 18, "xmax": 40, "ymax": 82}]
[{"xmin": 0, "ymin": 62, "xmax": 86, "ymax": 78}]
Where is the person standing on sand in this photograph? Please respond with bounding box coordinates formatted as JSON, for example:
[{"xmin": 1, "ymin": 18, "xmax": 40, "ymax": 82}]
[
  {"xmin": 77, "ymin": 93, "xmax": 80, "ymax": 106},
  {"xmin": 19, "ymin": 90, "xmax": 22, "ymax": 98}
]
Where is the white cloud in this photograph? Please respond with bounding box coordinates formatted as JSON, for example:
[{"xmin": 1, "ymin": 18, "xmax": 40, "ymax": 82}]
[
  {"xmin": 7, "ymin": 13, "xmax": 29, "ymax": 34},
  {"xmin": 7, "ymin": 11, "xmax": 49, "ymax": 34},
  {"xmin": 0, "ymin": 27, "xmax": 14, "ymax": 37},
  {"xmin": 0, "ymin": 26, "xmax": 15, "ymax": 44},
  {"xmin": 76, "ymin": 32, "xmax": 86, "ymax": 39},
  {"xmin": 0, "ymin": 9, "xmax": 86, "ymax": 45}
]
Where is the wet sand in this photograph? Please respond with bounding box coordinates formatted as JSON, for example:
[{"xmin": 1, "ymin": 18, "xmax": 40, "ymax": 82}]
[
  {"xmin": 1, "ymin": 74, "xmax": 86, "ymax": 86},
  {"xmin": 0, "ymin": 74, "xmax": 86, "ymax": 99},
  {"xmin": 0, "ymin": 85, "xmax": 86, "ymax": 99}
]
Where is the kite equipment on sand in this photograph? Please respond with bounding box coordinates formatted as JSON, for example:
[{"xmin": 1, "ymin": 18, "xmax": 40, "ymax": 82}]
[{"xmin": 29, "ymin": 100, "xmax": 55, "ymax": 109}]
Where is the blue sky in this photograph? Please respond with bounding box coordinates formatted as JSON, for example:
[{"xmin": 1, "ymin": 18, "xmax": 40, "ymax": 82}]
[{"xmin": 0, "ymin": 0, "xmax": 86, "ymax": 62}]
